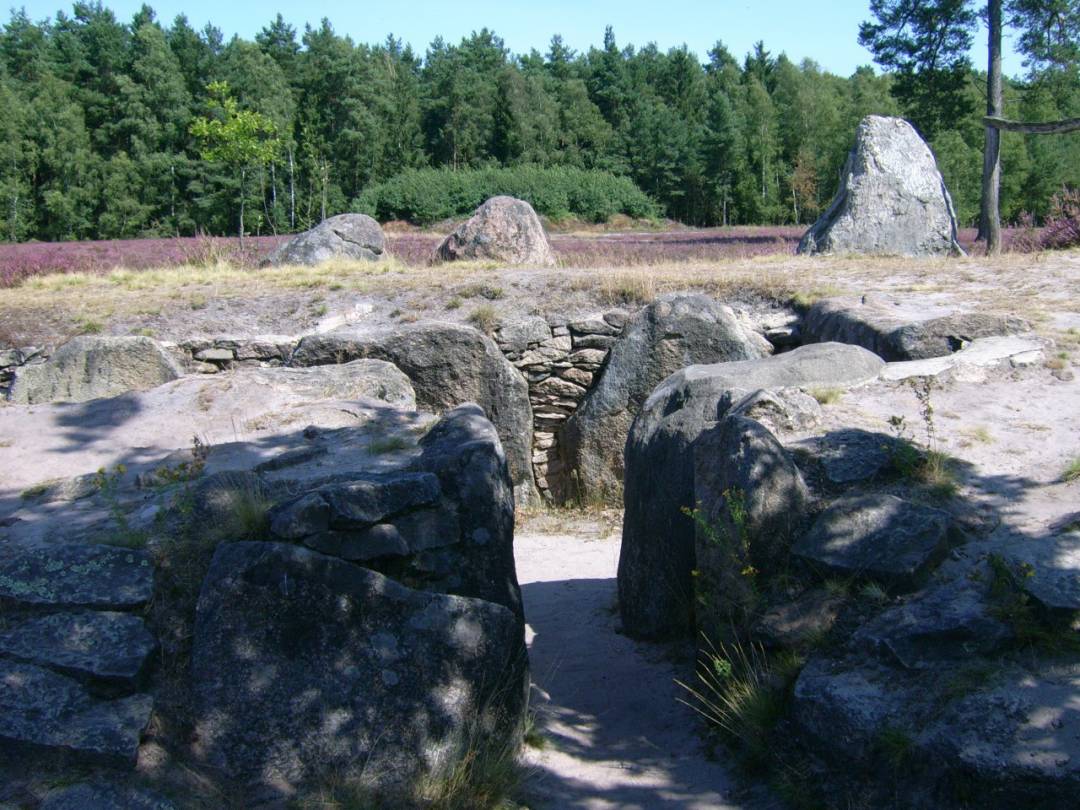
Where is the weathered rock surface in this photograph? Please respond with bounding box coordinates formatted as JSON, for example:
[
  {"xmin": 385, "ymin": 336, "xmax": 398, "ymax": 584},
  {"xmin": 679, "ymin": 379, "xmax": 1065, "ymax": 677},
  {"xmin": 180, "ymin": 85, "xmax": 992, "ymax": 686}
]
[
  {"xmin": 0, "ymin": 359, "xmax": 416, "ymax": 498},
  {"xmin": 434, "ymin": 196, "xmax": 555, "ymax": 266},
  {"xmin": 881, "ymin": 334, "xmax": 1048, "ymax": 381},
  {"xmin": 798, "ymin": 115, "xmax": 962, "ymax": 256},
  {"xmin": 794, "ymin": 653, "xmax": 1080, "ymax": 808},
  {"xmin": 271, "ymin": 472, "xmax": 460, "ymax": 562},
  {"xmin": 726, "ymin": 388, "xmax": 823, "ymax": 435},
  {"xmin": 259, "ymin": 404, "xmax": 522, "ymax": 618},
  {"xmin": 804, "ymin": 294, "xmax": 1030, "ymax": 361},
  {"xmin": 0, "ymin": 544, "xmax": 154, "ymax": 610},
  {"xmin": 293, "ymin": 322, "xmax": 536, "ymax": 503},
  {"xmin": 560, "ymin": 294, "xmax": 768, "ymax": 502},
  {"xmin": 239, "ymin": 360, "xmax": 416, "ymax": 409},
  {"xmin": 921, "ymin": 667, "xmax": 1080, "ymax": 806},
  {"xmin": 619, "ymin": 343, "xmax": 884, "ymax": 639},
  {"xmin": 39, "ymin": 782, "xmax": 177, "ymax": 810},
  {"xmin": 1000, "ymin": 529, "xmax": 1080, "ymax": 613},
  {"xmin": 792, "ymin": 494, "xmax": 951, "ymax": 591},
  {"xmin": 789, "ymin": 427, "xmax": 903, "ymax": 487},
  {"xmin": 193, "ymin": 541, "xmax": 527, "ymax": 797},
  {"xmin": 267, "ymin": 213, "xmax": 385, "ymax": 265},
  {"xmin": 10, "ymin": 336, "xmax": 183, "ymax": 404},
  {"xmin": 852, "ymin": 581, "xmax": 1012, "ymax": 669},
  {"xmin": 407, "ymin": 404, "xmax": 522, "ymax": 618},
  {"xmin": 755, "ymin": 589, "xmax": 844, "ymax": 649},
  {"xmin": 693, "ymin": 415, "xmax": 810, "ymax": 636},
  {"xmin": 0, "ymin": 660, "xmax": 152, "ymax": 766},
  {"xmin": 0, "ymin": 611, "xmax": 156, "ymax": 691}
]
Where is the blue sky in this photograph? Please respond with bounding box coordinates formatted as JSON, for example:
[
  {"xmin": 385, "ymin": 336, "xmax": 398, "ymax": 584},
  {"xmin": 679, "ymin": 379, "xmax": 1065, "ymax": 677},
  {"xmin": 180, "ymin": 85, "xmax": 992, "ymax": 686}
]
[{"xmin": 14, "ymin": 0, "xmax": 1027, "ymax": 78}]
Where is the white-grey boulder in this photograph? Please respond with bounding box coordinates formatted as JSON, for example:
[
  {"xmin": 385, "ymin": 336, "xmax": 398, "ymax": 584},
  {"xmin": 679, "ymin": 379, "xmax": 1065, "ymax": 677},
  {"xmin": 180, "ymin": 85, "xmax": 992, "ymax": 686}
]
[
  {"xmin": 434, "ymin": 196, "xmax": 555, "ymax": 266},
  {"xmin": 798, "ymin": 116, "xmax": 962, "ymax": 257},
  {"xmin": 268, "ymin": 213, "xmax": 385, "ymax": 266}
]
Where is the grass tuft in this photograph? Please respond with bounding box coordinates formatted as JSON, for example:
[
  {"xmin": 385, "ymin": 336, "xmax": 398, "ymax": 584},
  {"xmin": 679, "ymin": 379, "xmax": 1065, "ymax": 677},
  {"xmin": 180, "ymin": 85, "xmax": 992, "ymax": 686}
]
[
  {"xmin": 676, "ymin": 636, "xmax": 802, "ymax": 770},
  {"xmin": 808, "ymin": 387, "xmax": 841, "ymax": 405},
  {"xmin": 1063, "ymin": 456, "xmax": 1080, "ymax": 483},
  {"xmin": 467, "ymin": 304, "xmax": 501, "ymax": 335},
  {"xmin": 368, "ymin": 436, "xmax": 412, "ymax": 455}
]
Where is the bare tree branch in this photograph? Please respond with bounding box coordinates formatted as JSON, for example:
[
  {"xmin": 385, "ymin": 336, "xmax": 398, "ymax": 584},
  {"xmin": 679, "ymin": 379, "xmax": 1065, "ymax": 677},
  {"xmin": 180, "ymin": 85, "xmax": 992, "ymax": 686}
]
[{"xmin": 983, "ymin": 115, "xmax": 1080, "ymax": 134}]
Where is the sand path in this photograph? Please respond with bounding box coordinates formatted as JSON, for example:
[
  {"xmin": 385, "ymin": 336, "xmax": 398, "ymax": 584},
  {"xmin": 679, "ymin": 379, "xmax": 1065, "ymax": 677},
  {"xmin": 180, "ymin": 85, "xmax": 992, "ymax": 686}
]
[{"xmin": 515, "ymin": 528, "xmax": 771, "ymax": 810}]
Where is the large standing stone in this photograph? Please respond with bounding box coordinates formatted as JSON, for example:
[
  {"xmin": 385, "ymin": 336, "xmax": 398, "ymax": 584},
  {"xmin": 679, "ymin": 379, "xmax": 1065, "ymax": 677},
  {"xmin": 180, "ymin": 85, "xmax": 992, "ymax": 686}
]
[
  {"xmin": 559, "ymin": 294, "xmax": 768, "ymax": 503},
  {"xmin": 618, "ymin": 343, "xmax": 883, "ymax": 640},
  {"xmin": 792, "ymin": 494, "xmax": 952, "ymax": 591},
  {"xmin": 293, "ymin": 322, "xmax": 537, "ymax": 503},
  {"xmin": 193, "ymin": 541, "xmax": 527, "ymax": 799},
  {"xmin": 798, "ymin": 116, "xmax": 962, "ymax": 257},
  {"xmin": 267, "ymin": 213, "xmax": 385, "ymax": 266},
  {"xmin": 408, "ymin": 404, "xmax": 522, "ymax": 619},
  {"xmin": 434, "ymin": 196, "xmax": 555, "ymax": 266},
  {"xmin": 693, "ymin": 415, "xmax": 809, "ymax": 638},
  {"xmin": 10, "ymin": 336, "xmax": 182, "ymax": 404},
  {"xmin": 804, "ymin": 294, "xmax": 1030, "ymax": 361}
]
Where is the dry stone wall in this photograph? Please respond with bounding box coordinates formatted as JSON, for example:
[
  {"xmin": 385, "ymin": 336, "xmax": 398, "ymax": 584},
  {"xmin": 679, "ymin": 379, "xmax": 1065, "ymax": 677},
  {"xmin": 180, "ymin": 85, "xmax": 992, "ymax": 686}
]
[{"xmin": 494, "ymin": 311, "xmax": 628, "ymax": 500}]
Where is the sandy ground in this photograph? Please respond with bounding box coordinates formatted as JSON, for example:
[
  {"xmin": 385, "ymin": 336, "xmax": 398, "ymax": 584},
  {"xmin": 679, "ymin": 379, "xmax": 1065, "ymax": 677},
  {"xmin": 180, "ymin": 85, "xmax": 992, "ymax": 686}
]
[{"xmin": 514, "ymin": 525, "xmax": 775, "ymax": 810}]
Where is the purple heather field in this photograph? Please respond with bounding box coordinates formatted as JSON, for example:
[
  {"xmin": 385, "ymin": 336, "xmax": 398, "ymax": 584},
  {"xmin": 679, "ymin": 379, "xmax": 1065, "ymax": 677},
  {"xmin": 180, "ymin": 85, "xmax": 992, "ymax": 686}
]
[{"xmin": 0, "ymin": 226, "xmax": 1030, "ymax": 288}]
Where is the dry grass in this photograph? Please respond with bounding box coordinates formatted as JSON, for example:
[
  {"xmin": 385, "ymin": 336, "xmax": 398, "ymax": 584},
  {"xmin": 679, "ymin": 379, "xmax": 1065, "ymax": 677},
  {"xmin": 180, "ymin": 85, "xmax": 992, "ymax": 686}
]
[{"xmin": 2, "ymin": 247, "xmax": 1078, "ymax": 349}]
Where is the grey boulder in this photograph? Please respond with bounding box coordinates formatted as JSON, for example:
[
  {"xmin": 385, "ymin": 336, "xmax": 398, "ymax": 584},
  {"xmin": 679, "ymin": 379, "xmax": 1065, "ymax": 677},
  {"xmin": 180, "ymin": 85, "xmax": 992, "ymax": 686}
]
[
  {"xmin": 10, "ymin": 336, "xmax": 182, "ymax": 404},
  {"xmin": 693, "ymin": 415, "xmax": 810, "ymax": 638},
  {"xmin": 0, "ymin": 611, "xmax": 156, "ymax": 691},
  {"xmin": 193, "ymin": 541, "xmax": 527, "ymax": 799},
  {"xmin": 267, "ymin": 213, "xmax": 385, "ymax": 265},
  {"xmin": 804, "ymin": 294, "xmax": 1030, "ymax": 361},
  {"xmin": 0, "ymin": 543, "xmax": 154, "ymax": 610},
  {"xmin": 792, "ymin": 493, "xmax": 952, "ymax": 591},
  {"xmin": 1000, "ymin": 529, "xmax": 1080, "ymax": 613},
  {"xmin": 618, "ymin": 343, "xmax": 883, "ymax": 640},
  {"xmin": 852, "ymin": 580, "xmax": 1012, "ymax": 669},
  {"xmin": 559, "ymin": 294, "xmax": 768, "ymax": 503},
  {"xmin": 798, "ymin": 115, "xmax": 962, "ymax": 257},
  {"xmin": 293, "ymin": 322, "xmax": 537, "ymax": 504},
  {"xmin": 434, "ymin": 196, "xmax": 555, "ymax": 266},
  {"xmin": 0, "ymin": 659, "xmax": 152, "ymax": 766}
]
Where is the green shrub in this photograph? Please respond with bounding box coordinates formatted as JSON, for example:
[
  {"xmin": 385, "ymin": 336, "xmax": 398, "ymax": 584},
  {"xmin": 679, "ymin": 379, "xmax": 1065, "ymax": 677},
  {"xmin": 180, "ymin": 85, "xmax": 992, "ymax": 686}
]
[{"xmin": 354, "ymin": 165, "xmax": 659, "ymax": 225}]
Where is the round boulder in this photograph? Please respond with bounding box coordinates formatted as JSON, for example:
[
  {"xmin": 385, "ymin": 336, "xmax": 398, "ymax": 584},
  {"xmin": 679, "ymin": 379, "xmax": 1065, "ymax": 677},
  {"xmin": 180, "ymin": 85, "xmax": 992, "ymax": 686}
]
[
  {"xmin": 434, "ymin": 196, "xmax": 556, "ymax": 266},
  {"xmin": 268, "ymin": 213, "xmax": 385, "ymax": 266}
]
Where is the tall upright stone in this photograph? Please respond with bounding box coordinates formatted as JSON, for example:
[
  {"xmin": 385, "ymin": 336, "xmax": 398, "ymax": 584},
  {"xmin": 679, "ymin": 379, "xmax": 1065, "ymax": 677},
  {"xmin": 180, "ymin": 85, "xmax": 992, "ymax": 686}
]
[{"xmin": 798, "ymin": 116, "xmax": 962, "ymax": 257}]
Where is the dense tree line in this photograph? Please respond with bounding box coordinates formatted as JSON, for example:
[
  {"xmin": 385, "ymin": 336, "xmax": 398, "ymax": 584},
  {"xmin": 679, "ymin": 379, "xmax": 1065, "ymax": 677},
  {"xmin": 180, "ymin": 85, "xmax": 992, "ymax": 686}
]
[{"xmin": 1, "ymin": 2, "xmax": 1077, "ymax": 242}]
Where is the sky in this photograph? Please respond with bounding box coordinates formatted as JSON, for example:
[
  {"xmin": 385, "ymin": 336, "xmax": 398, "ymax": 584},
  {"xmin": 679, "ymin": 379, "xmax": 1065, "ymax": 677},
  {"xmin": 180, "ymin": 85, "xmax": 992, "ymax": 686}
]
[{"xmin": 14, "ymin": 0, "xmax": 1028, "ymax": 79}]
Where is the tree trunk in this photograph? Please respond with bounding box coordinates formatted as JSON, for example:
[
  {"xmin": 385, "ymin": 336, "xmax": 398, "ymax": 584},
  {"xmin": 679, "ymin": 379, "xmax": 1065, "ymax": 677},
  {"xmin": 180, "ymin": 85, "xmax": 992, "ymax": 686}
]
[
  {"xmin": 288, "ymin": 147, "xmax": 296, "ymax": 230},
  {"xmin": 320, "ymin": 160, "xmax": 328, "ymax": 222},
  {"xmin": 268, "ymin": 163, "xmax": 278, "ymax": 235},
  {"xmin": 979, "ymin": 0, "xmax": 1003, "ymax": 254},
  {"xmin": 239, "ymin": 167, "xmax": 246, "ymax": 249}
]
